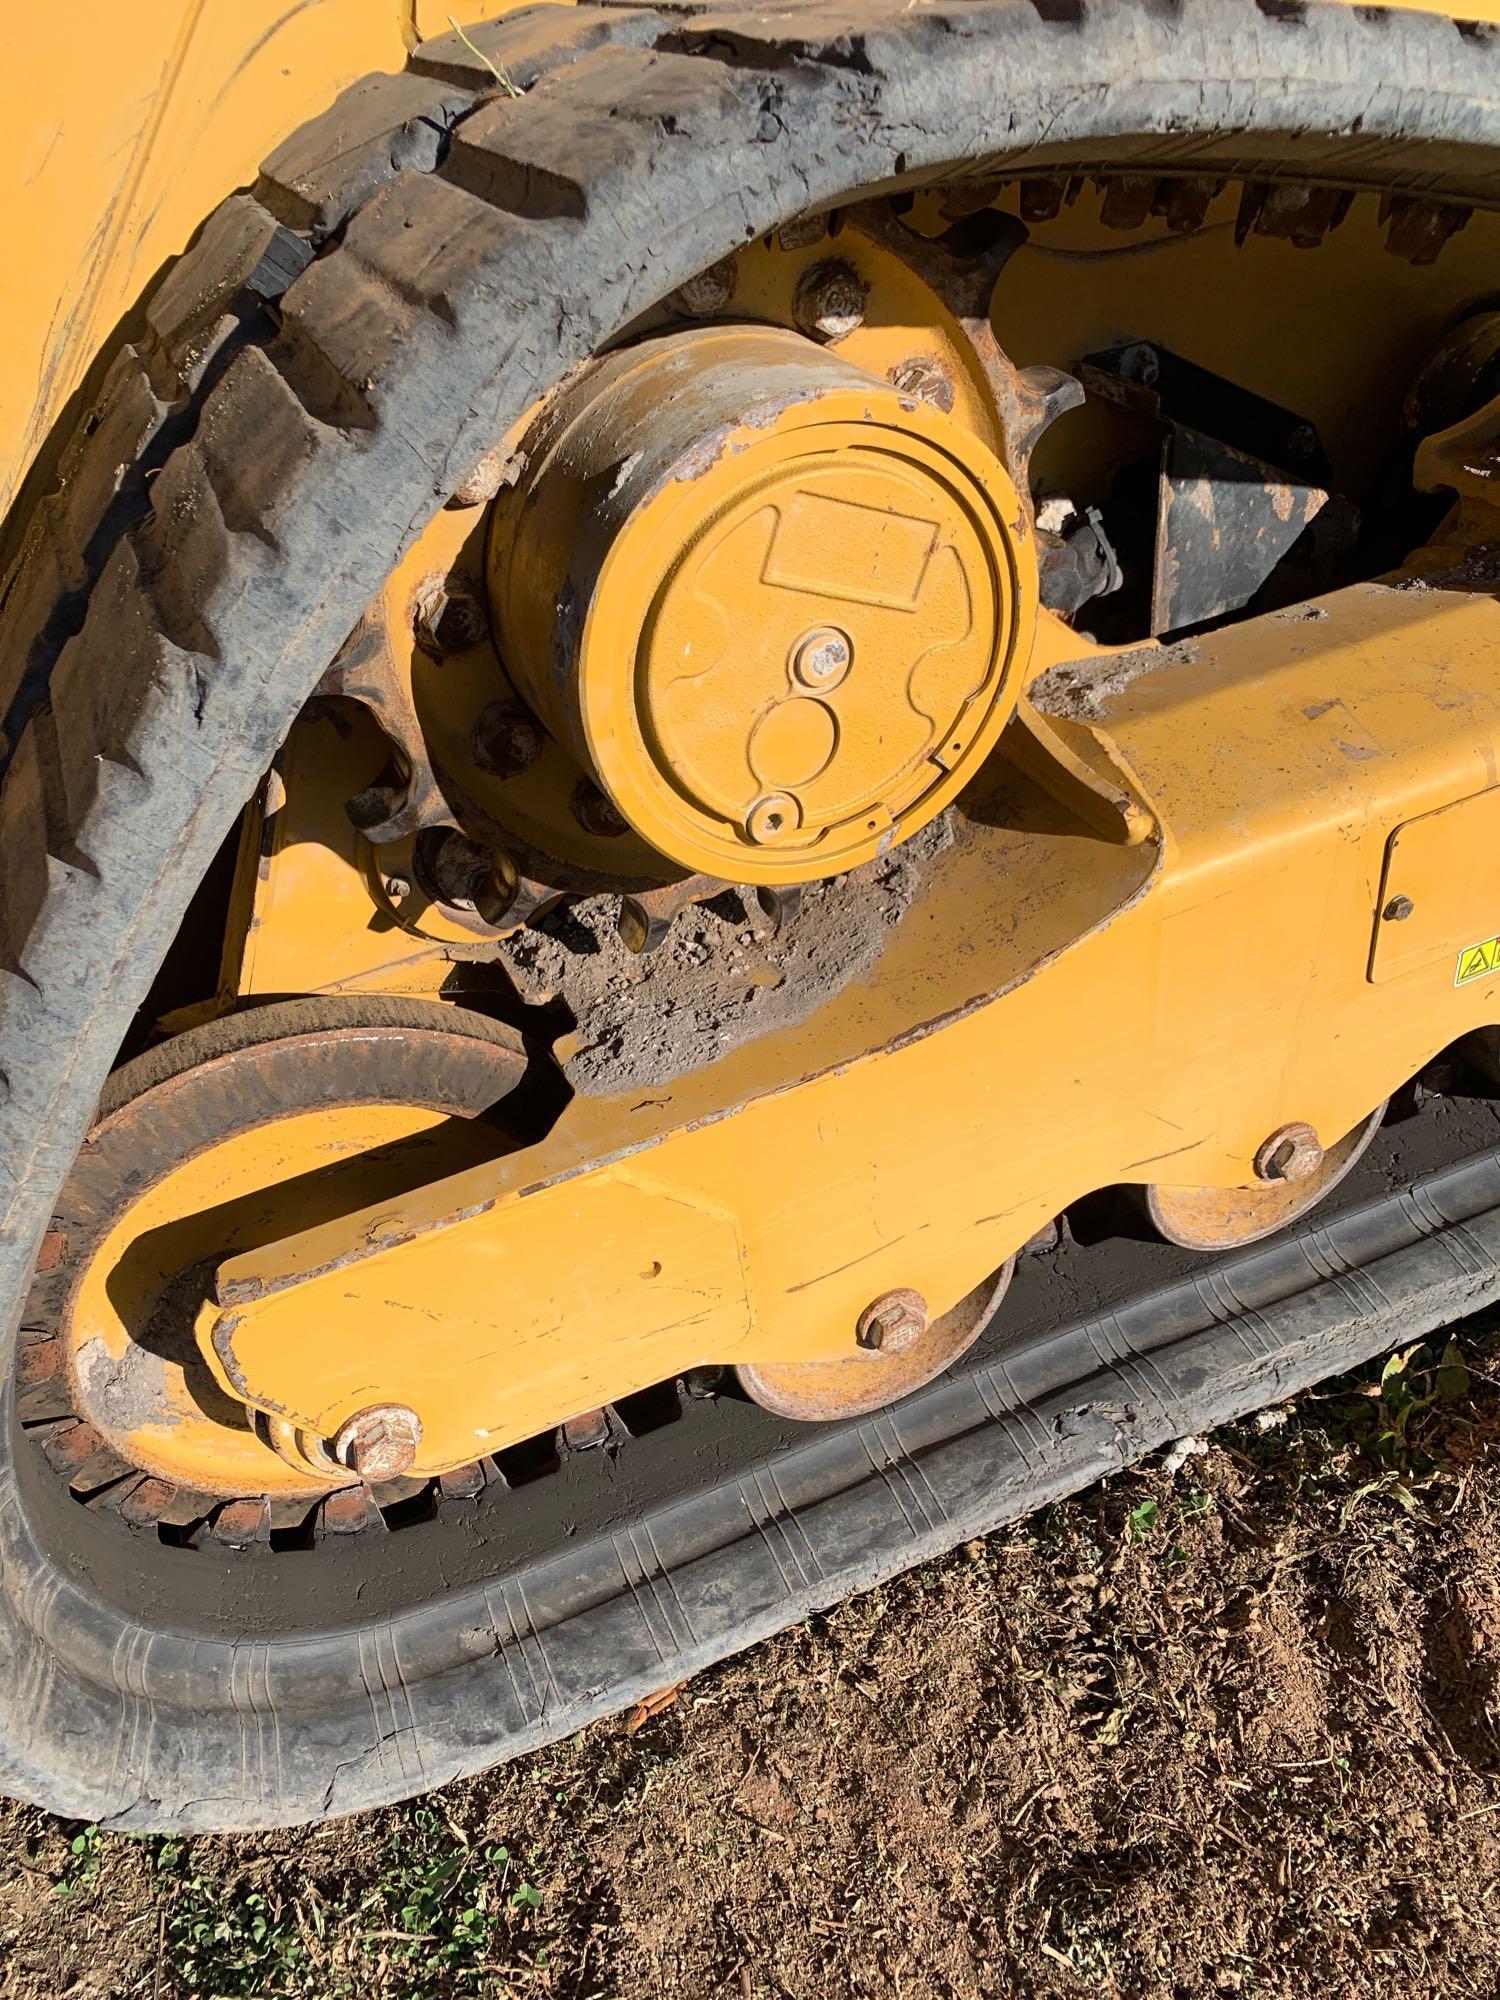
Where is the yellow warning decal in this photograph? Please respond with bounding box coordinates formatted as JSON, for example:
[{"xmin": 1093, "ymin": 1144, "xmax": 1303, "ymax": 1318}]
[{"xmin": 1456, "ymin": 937, "xmax": 1500, "ymax": 986}]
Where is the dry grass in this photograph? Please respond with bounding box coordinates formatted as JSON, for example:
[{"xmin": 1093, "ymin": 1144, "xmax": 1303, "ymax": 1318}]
[{"xmin": 2, "ymin": 1325, "xmax": 1497, "ymax": 1999}]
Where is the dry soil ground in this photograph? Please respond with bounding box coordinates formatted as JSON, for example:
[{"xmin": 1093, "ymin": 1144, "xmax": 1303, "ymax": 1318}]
[{"xmin": 1, "ymin": 1319, "xmax": 1497, "ymax": 2000}]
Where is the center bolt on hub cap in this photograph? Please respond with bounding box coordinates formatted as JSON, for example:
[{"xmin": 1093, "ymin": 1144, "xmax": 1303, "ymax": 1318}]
[{"xmin": 488, "ymin": 326, "xmax": 1037, "ymax": 885}]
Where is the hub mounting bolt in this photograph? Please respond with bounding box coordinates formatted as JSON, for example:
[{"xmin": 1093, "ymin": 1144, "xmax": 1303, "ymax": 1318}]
[
  {"xmin": 791, "ymin": 627, "xmax": 852, "ymax": 689},
  {"xmin": 1254, "ymin": 1121, "xmax": 1325, "ymax": 1184},
  {"xmin": 856, "ymin": 1288, "xmax": 929, "ymax": 1355},
  {"xmin": 793, "ymin": 259, "xmax": 867, "ymax": 344},
  {"xmin": 572, "ymin": 779, "xmax": 628, "ymax": 838},
  {"xmin": 412, "ymin": 570, "xmax": 489, "ymax": 658},
  {"xmin": 472, "ymin": 700, "xmax": 543, "ymax": 779},
  {"xmin": 674, "ymin": 255, "xmax": 737, "ymax": 318},
  {"xmin": 888, "ymin": 356, "xmax": 956, "ymax": 413},
  {"xmin": 333, "ymin": 1404, "xmax": 423, "ymax": 1483}
]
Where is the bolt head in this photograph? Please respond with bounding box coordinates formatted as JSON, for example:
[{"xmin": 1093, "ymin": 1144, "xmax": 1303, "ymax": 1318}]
[
  {"xmin": 790, "ymin": 627, "xmax": 852, "ymax": 689},
  {"xmin": 333, "ymin": 1404, "xmax": 422, "ymax": 1483},
  {"xmin": 1253, "ymin": 1121, "xmax": 1325, "ymax": 1185},
  {"xmin": 1382, "ymin": 894, "xmax": 1415, "ymax": 923},
  {"xmin": 745, "ymin": 792, "xmax": 800, "ymax": 845},
  {"xmin": 411, "ymin": 571, "xmax": 489, "ymax": 658},
  {"xmin": 793, "ymin": 259, "xmax": 867, "ymax": 344},
  {"xmin": 572, "ymin": 779, "xmax": 628, "ymax": 839},
  {"xmin": 382, "ymin": 873, "xmax": 411, "ymax": 904},
  {"xmin": 856, "ymin": 1288, "xmax": 929, "ymax": 1355},
  {"xmin": 674, "ymin": 255, "xmax": 737, "ymax": 318},
  {"xmin": 888, "ymin": 356, "xmax": 956, "ymax": 414},
  {"xmin": 472, "ymin": 700, "xmax": 543, "ymax": 779}
]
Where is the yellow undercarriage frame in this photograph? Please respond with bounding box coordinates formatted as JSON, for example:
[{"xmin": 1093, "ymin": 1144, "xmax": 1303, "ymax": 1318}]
[{"xmin": 176, "ymin": 403, "xmax": 1500, "ymax": 1481}]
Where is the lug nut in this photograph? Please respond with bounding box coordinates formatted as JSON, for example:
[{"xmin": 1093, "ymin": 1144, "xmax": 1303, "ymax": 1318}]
[
  {"xmin": 333, "ymin": 1403, "xmax": 423, "ymax": 1482},
  {"xmin": 857, "ymin": 1288, "xmax": 929, "ymax": 1355},
  {"xmin": 793, "ymin": 259, "xmax": 867, "ymax": 343},
  {"xmin": 572, "ymin": 778, "xmax": 628, "ymax": 838},
  {"xmin": 745, "ymin": 792, "xmax": 800, "ymax": 845},
  {"xmin": 790, "ymin": 627, "xmax": 852, "ymax": 689},
  {"xmin": 888, "ymin": 356, "xmax": 956, "ymax": 413},
  {"xmin": 673, "ymin": 255, "xmax": 737, "ymax": 318},
  {"xmin": 472, "ymin": 699, "xmax": 543, "ymax": 779},
  {"xmin": 1254, "ymin": 1121, "xmax": 1325, "ymax": 1184},
  {"xmin": 411, "ymin": 570, "xmax": 489, "ymax": 658}
]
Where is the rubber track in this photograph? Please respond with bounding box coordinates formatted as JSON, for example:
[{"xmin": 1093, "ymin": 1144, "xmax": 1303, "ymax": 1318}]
[{"xmin": 0, "ymin": 0, "xmax": 1498, "ymax": 1824}]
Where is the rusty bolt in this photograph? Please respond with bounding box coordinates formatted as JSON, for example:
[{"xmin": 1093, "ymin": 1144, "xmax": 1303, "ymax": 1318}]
[
  {"xmin": 674, "ymin": 255, "xmax": 737, "ymax": 318},
  {"xmin": 856, "ymin": 1288, "xmax": 929, "ymax": 1355},
  {"xmin": 572, "ymin": 778, "xmax": 628, "ymax": 838},
  {"xmin": 1254, "ymin": 1121, "xmax": 1325, "ymax": 1185},
  {"xmin": 793, "ymin": 259, "xmax": 867, "ymax": 344},
  {"xmin": 472, "ymin": 699, "xmax": 544, "ymax": 779},
  {"xmin": 745, "ymin": 792, "xmax": 800, "ymax": 845},
  {"xmin": 1382, "ymin": 894, "xmax": 1415, "ymax": 923},
  {"xmin": 411, "ymin": 571, "xmax": 489, "ymax": 658},
  {"xmin": 790, "ymin": 626, "xmax": 852, "ymax": 690},
  {"xmin": 888, "ymin": 356, "xmax": 956, "ymax": 414},
  {"xmin": 776, "ymin": 214, "xmax": 828, "ymax": 253},
  {"xmin": 382, "ymin": 872, "xmax": 411, "ymax": 904},
  {"xmin": 333, "ymin": 1404, "xmax": 423, "ymax": 1482}
]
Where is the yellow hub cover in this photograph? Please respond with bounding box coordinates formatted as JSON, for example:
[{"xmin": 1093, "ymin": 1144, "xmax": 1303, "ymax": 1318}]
[{"xmin": 489, "ymin": 327, "xmax": 1036, "ymax": 884}]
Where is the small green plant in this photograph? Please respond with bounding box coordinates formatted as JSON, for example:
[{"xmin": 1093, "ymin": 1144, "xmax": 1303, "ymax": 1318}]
[
  {"xmin": 53, "ymin": 1823, "xmax": 101, "ymax": 1899},
  {"xmin": 1126, "ymin": 1497, "xmax": 1159, "ymax": 1541}
]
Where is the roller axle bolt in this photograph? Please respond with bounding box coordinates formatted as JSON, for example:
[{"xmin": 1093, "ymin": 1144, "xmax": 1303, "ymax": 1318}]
[
  {"xmin": 856, "ymin": 1288, "xmax": 929, "ymax": 1355},
  {"xmin": 1254, "ymin": 1121, "xmax": 1325, "ymax": 1184},
  {"xmin": 333, "ymin": 1404, "xmax": 423, "ymax": 1483}
]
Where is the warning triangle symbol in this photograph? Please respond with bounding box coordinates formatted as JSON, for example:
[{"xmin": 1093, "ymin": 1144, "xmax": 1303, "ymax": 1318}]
[{"xmin": 1459, "ymin": 946, "xmax": 1491, "ymax": 983}]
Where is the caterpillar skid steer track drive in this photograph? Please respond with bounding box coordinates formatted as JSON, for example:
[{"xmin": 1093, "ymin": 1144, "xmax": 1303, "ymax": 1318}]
[{"xmin": 3, "ymin": 0, "xmax": 1500, "ymax": 1829}]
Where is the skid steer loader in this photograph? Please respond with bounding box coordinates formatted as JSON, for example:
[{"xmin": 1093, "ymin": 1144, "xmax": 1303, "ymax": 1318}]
[{"xmin": 1, "ymin": 0, "xmax": 1498, "ymax": 1828}]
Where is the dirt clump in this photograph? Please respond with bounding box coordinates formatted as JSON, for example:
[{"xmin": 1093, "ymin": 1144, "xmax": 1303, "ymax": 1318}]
[{"xmin": 499, "ymin": 813, "xmax": 953, "ymax": 1094}]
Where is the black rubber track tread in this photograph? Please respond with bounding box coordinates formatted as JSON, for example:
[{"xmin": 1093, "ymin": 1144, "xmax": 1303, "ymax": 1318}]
[{"xmin": 0, "ymin": 0, "xmax": 1498, "ymax": 1824}]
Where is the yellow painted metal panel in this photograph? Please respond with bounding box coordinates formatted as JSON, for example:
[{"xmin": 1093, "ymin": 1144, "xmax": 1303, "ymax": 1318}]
[{"xmin": 1370, "ymin": 784, "xmax": 1500, "ymax": 983}]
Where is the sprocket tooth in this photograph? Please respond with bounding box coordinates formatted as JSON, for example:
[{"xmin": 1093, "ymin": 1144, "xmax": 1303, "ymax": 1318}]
[
  {"xmin": 211, "ymin": 1497, "xmax": 273, "ymax": 1548},
  {"xmin": 316, "ymin": 1486, "xmax": 386, "ymax": 1538},
  {"xmin": 438, "ymin": 1461, "xmax": 488, "ymax": 1500}
]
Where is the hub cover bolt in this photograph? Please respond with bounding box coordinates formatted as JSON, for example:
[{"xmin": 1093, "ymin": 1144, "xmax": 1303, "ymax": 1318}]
[
  {"xmin": 1254, "ymin": 1121, "xmax": 1325, "ymax": 1184},
  {"xmin": 856, "ymin": 1288, "xmax": 929, "ymax": 1355},
  {"xmin": 472, "ymin": 700, "xmax": 543, "ymax": 779},
  {"xmin": 333, "ymin": 1404, "xmax": 423, "ymax": 1482},
  {"xmin": 745, "ymin": 792, "xmax": 800, "ymax": 845},
  {"xmin": 791, "ymin": 626, "xmax": 853, "ymax": 688},
  {"xmin": 888, "ymin": 356, "xmax": 956, "ymax": 413},
  {"xmin": 793, "ymin": 259, "xmax": 867, "ymax": 343},
  {"xmin": 412, "ymin": 570, "xmax": 489, "ymax": 657}
]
